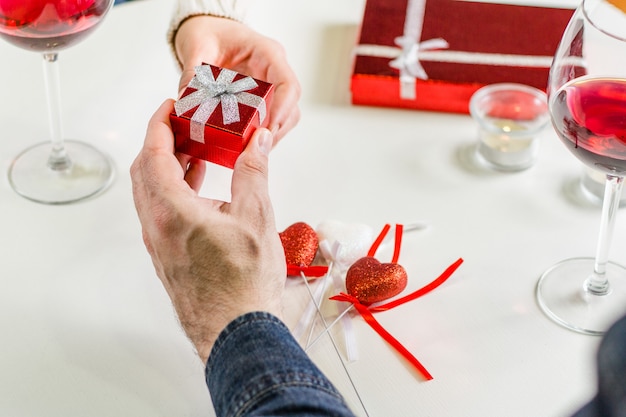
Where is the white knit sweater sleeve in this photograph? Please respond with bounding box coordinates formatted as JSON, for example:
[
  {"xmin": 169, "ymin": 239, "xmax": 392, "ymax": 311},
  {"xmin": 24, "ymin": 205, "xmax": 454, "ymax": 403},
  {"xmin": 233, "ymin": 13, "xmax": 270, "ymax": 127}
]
[{"xmin": 167, "ymin": 0, "xmax": 251, "ymax": 64}]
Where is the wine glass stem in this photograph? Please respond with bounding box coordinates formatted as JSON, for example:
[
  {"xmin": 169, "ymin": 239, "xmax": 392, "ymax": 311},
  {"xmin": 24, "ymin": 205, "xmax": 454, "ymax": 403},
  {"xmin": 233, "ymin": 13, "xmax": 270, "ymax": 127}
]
[
  {"xmin": 42, "ymin": 52, "xmax": 71, "ymax": 171},
  {"xmin": 588, "ymin": 174, "xmax": 624, "ymax": 295}
]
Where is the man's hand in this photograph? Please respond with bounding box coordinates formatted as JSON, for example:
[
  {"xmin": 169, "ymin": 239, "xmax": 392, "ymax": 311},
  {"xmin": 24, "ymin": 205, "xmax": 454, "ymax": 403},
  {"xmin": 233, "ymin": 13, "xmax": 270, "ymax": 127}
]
[{"xmin": 130, "ymin": 99, "xmax": 286, "ymax": 363}]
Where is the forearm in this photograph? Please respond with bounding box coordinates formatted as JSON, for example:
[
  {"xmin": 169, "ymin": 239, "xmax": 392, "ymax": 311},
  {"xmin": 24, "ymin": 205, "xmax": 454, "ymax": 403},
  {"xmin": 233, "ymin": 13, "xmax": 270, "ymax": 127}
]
[{"xmin": 206, "ymin": 312, "xmax": 356, "ymax": 417}]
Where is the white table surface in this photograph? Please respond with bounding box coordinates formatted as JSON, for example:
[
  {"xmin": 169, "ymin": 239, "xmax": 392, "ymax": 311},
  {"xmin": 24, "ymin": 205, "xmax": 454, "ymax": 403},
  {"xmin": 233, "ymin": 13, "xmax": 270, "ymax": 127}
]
[{"xmin": 0, "ymin": 0, "xmax": 620, "ymax": 416}]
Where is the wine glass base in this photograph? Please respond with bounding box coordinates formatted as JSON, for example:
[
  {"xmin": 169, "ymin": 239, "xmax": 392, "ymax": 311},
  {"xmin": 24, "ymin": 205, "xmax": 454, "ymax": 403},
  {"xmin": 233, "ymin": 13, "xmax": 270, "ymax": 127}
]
[
  {"xmin": 8, "ymin": 140, "xmax": 115, "ymax": 205},
  {"xmin": 536, "ymin": 257, "xmax": 626, "ymax": 336}
]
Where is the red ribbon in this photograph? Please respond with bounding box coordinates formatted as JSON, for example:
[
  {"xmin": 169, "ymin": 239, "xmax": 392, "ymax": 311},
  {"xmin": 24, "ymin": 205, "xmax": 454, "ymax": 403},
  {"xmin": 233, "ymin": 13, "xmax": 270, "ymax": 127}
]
[
  {"xmin": 331, "ymin": 292, "xmax": 434, "ymax": 380},
  {"xmin": 366, "ymin": 223, "xmax": 403, "ymax": 262},
  {"xmin": 370, "ymin": 257, "xmax": 464, "ymax": 312},
  {"xmin": 331, "ymin": 257, "xmax": 463, "ymax": 381},
  {"xmin": 287, "ymin": 264, "xmax": 329, "ymax": 278},
  {"xmin": 331, "ymin": 223, "xmax": 464, "ymax": 380}
]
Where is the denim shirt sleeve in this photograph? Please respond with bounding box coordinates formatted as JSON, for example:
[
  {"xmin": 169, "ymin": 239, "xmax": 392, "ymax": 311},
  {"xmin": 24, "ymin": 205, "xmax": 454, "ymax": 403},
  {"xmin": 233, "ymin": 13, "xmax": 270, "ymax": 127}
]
[
  {"xmin": 206, "ymin": 312, "xmax": 357, "ymax": 417},
  {"xmin": 571, "ymin": 313, "xmax": 626, "ymax": 417}
]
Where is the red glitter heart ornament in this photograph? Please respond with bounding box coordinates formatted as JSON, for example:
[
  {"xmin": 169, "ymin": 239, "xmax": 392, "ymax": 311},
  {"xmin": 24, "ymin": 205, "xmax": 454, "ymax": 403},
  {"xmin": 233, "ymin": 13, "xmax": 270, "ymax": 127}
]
[
  {"xmin": 279, "ymin": 222, "xmax": 318, "ymax": 267},
  {"xmin": 346, "ymin": 257, "xmax": 408, "ymax": 305}
]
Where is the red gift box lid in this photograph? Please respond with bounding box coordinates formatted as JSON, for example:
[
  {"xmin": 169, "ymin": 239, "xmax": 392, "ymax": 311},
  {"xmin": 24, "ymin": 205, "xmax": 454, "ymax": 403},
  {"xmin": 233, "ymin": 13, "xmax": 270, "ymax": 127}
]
[{"xmin": 351, "ymin": 0, "xmax": 574, "ymax": 113}]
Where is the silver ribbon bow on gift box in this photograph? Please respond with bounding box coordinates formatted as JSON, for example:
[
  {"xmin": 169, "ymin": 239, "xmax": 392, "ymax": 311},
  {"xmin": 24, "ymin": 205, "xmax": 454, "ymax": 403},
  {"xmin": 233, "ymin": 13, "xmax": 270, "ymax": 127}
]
[{"xmin": 174, "ymin": 65, "xmax": 267, "ymax": 144}]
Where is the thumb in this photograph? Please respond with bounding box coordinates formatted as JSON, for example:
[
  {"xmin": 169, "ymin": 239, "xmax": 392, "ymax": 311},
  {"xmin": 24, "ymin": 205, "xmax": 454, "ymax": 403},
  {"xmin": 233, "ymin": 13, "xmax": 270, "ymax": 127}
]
[{"xmin": 229, "ymin": 128, "xmax": 274, "ymax": 214}]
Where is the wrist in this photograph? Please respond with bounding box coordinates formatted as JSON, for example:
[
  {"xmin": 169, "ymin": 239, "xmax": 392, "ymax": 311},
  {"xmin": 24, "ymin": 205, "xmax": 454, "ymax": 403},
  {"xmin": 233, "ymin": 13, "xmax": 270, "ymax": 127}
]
[{"xmin": 177, "ymin": 298, "xmax": 284, "ymax": 364}]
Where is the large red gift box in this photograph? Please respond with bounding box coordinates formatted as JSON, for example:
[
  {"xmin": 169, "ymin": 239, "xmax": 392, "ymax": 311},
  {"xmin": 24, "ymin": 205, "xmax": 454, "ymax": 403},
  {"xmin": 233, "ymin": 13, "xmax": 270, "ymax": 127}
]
[
  {"xmin": 350, "ymin": 0, "xmax": 574, "ymax": 114},
  {"xmin": 170, "ymin": 64, "xmax": 274, "ymax": 168}
]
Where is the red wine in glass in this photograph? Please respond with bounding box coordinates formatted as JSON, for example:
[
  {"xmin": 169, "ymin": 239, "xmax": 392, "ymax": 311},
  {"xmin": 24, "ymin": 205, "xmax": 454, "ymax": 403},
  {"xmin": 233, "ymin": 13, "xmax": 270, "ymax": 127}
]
[
  {"xmin": 0, "ymin": 0, "xmax": 110, "ymax": 51},
  {"xmin": 0, "ymin": 0, "xmax": 114, "ymax": 204},
  {"xmin": 551, "ymin": 77, "xmax": 626, "ymax": 175}
]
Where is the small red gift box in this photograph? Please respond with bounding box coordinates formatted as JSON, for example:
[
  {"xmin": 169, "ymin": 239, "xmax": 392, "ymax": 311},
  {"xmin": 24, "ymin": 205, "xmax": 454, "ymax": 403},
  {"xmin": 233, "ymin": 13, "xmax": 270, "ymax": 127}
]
[
  {"xmin": 350, "ymin": 0, "xmax": 574, "ymax": 114},
  {"xmin": 170, "ymin": 64, "xmax": 274, "ymax": 168}
]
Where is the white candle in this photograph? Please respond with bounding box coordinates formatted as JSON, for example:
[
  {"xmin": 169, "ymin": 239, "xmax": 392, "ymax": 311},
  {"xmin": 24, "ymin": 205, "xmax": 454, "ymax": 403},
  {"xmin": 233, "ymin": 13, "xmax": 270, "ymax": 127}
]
[{"xmin": 470, "ymin": 83, "xmax": 549, "ymax": 172}]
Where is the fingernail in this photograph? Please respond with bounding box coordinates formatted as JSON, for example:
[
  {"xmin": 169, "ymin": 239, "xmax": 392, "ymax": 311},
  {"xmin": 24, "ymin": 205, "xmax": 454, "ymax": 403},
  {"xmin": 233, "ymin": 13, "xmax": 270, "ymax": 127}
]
[{"xmin": 257, "ymin": 128, "xmax": 272, "ymax": 156}]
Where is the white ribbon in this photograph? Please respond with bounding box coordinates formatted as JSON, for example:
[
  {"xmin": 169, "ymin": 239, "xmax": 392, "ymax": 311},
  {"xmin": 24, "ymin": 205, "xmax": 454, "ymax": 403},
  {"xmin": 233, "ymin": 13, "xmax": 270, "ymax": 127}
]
[
  {"xmin": 321, "ymin": 241, "xmax": 359, "ymax": 362},
  {"xmin": 293, "ymin": 240, "xmax": 359, "ymax": 362},
  {"xmin": 388, "ymin": 0, "xmax": 448, "ymax": 99},
  {"xmin": 174, "ymin": 65, "xmax": 267, "ymax": 144},
  {"xmin": 293, "ymin": 240, "xmax": 338, "ymax": 343}
]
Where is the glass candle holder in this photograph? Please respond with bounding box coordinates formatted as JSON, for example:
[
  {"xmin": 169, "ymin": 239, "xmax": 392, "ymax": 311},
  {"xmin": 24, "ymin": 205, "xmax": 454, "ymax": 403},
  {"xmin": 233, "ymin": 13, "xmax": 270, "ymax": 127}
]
[{"xmin": 470, "ymin": 83, "xmax": 550, "ymax": 172}]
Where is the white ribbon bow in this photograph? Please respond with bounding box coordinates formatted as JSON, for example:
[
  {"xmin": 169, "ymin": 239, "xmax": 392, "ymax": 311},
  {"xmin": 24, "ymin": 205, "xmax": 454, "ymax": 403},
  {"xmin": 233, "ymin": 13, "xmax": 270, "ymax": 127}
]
[
  {"xmin": 174, "ymin": 65, "xmax": 267, "ymax": 144},
  {"xmin": 390, "ymin": 0, "xmax": 449, "ymax": 99},
  {"xmin": 389, "ymin": 35, "xmax": 450, "ymax": 80}
]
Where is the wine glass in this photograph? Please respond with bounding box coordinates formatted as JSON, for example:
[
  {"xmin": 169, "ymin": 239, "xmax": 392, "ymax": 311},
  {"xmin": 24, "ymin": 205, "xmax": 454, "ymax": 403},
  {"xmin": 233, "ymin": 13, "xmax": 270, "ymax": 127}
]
[
  {"xmin": 536, "ymin": 0, "xmax": 626, "ymax": 335},
  {"xmin": 0, "ymin": 0, "xmax": 115, "ymax": 204}
]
